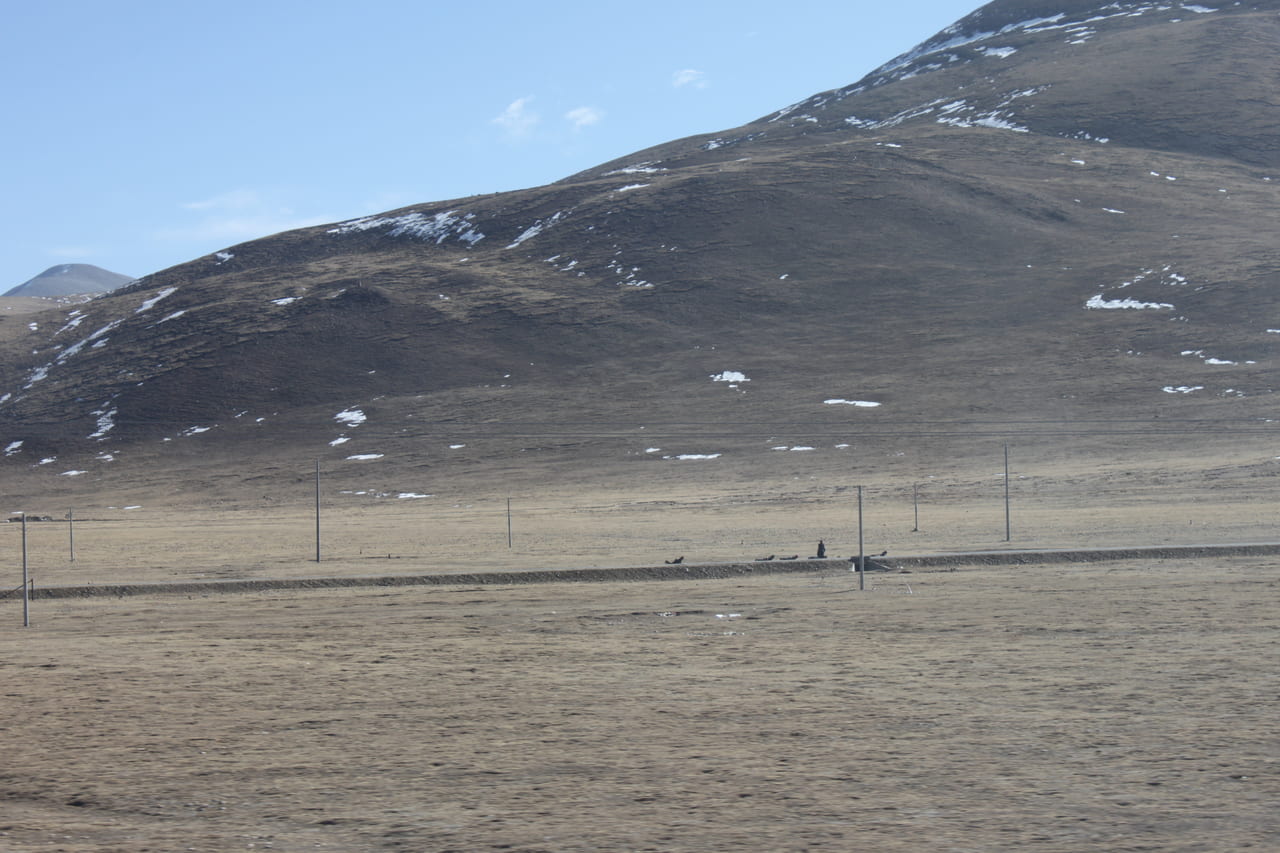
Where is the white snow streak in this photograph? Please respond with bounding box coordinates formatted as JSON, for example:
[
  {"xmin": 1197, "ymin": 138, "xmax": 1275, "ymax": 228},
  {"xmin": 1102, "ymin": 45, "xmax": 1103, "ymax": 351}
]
[
  {"xmin": 136, "ymin": 287, "xmax": 178, "ymax": 314},
  {"xmin": 330, "ymin": 210, "xmax": 485, "ymax": 246},
  {"xmin": 506, "ymin": 210, "xmax": 569, "ymax": 249},
  {"xmin": 1086, "ymin": 295, "xmax": 1173, "ymax": 310}
]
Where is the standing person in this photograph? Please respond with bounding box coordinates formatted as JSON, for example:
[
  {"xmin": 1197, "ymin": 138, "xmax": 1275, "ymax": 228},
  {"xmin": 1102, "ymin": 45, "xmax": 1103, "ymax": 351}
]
[{"xmin": 816, "ymin": 539, "xmax": 826, "ymax": 558}]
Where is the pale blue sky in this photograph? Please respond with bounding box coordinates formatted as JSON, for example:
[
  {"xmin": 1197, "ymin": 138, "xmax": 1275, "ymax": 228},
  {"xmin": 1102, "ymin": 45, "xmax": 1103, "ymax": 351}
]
[{"xmin": 2, "ymin": 0, "xmax": 980, "ymax": 288}]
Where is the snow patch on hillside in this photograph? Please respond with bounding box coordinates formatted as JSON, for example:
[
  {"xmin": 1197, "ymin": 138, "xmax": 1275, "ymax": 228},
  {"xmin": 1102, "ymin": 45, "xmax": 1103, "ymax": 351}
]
[
  {"xmin": 136, "ymin": 287, "xmax": 178, "ymax": 314},
  {"xmin": 330, "ymin": 210, "xmax": 485, "ymax": 246},
  {"xmin": 56, "ymin": 310, "xmax": 87, "ymax": 336},
  {"xmin": 866, "ymin": 2, "xmax": 1219, "ymax": 90},
  {"xmin": 507, "ymin": 210, "xmax": 570, "ymax": 249},
  {"xmin": 19, "ymin": 317, "xmax": 125, "ymax": 392},
  {"xmin": 1086, "ymin": 294, "xmax": 1173, "ymax": 310},
  {"xmin": 848, "ymin": 88, "xmax": 1042, "ymax": 133},
  {"xmin": 154, "ymin": 309, "xmax": 187, "ymax": 325},
  {"xmin": 1115, "ymin": 265, "xmax": 1191, "ymax": 290},
  {"xmin": 88, "ymin": 406, "xmax": 117, "ymax": 440},
  {"xmin": 1087, "ymin": 267, "xmax": 1197, "ymax": 312},
  {"xmin": 605, "ymin": 162, "xmax": 665, "ymax": 175},
  {"xmin": 607, "ymin": 255, "xmax": 652, "ymax": 288},
  {"xmin": 701, "ymin": 132, "xmax": 765, "ymax": 151},
  {"xmin": 1182, "ymin": 349, "xmax": 1249, "ymax": 366}
]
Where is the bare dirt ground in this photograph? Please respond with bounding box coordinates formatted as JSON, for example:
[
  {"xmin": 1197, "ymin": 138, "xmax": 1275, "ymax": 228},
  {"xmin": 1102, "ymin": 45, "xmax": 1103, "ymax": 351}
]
[{"xmin": 1, "ymin": 555, "xmax": 1277, "ymax": 852}]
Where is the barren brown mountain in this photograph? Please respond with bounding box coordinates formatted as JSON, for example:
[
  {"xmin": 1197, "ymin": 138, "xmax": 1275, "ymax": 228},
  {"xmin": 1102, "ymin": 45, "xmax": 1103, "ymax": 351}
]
[
  {"xmin": 1, "ymin": 0, "xmax": 1277, "ymax": 514},
  {"xmin": 3, "ymin": 3, "xmax": 1280, "ymax": 851}
]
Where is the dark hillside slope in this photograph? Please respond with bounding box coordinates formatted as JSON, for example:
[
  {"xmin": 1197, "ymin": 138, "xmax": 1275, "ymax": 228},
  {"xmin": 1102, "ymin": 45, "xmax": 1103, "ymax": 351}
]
[{"xmin": 1, "ymin": 0, "xmax": 1277, "ymax": 496}]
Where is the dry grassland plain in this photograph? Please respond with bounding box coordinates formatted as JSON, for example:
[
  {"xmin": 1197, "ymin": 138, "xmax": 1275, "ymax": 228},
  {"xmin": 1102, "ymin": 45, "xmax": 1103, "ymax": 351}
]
[
  {"xmin": 2, "ymin": 443, "xmax": 1279, "ymax": 851},
  {"xmin": 9, "ymin": 443, "xmax": 1280, "ymax": 586},
  {"xmin": 2, "ymin": 554, "xmax": 1278, "ymax": 852}
]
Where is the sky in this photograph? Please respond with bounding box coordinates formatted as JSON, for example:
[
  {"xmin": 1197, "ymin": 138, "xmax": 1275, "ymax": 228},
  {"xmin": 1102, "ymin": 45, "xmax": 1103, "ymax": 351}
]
[{"xmin": 1, "ymin": 0, "xmax": 981, "ymax": 289}]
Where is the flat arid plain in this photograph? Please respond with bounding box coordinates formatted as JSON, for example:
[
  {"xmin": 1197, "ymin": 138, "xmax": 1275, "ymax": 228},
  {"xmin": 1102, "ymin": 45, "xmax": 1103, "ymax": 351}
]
[{"xmin": 2, "ymin": 448, "xmax": 1279, "ymax": 852}]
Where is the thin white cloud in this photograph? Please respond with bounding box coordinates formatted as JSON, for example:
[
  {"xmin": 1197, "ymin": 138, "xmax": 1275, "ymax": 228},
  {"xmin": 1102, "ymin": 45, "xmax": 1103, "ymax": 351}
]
[
  {"xmin": 181, "ymin": 188, "xmax": 263, "ymax": 212},
  {"xmin": 565, "ymin": 106, "xmax": 603, "ymax": 130},
  {"xmin": 672, "ymin": 69, "xmax": 708, "ymax": 89},
  {"xmin": 492, "ymin": 96, "xmax": 540, "ymax": 139}
]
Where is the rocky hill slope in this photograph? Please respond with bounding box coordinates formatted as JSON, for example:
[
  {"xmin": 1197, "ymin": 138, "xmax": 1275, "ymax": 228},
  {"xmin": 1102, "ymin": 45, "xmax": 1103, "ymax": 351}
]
[{"xmin": 2, "ymin": 0, "xmax": 1277, "ymax": 502}]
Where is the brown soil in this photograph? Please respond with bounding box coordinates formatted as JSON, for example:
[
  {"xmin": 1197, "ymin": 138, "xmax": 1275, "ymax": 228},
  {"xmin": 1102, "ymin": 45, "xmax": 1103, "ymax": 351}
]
[{"xmin": 2, "ymin": 553, "xmax": 1277, "ymax": 852}]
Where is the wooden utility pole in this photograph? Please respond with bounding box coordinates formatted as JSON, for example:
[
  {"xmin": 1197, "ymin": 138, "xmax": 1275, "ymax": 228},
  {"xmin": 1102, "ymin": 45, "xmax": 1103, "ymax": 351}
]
[
  {"xmin": 1004, "ymin": 443, "xmax": 1012, "ymax": 542},
  {"xmin": 856, "ymin": 485, "xmax": 865, "ymax": 591},
  {"xmin": 314, "ymin": 459, "xmax": 322, "ymax": 562},
  {"xmin": 912, "ymin": 483, "xmax": 920, "ymax": 533},
  {"xmin": 22, "ymin": 512, "xmax": 30, "ymax": 627}
]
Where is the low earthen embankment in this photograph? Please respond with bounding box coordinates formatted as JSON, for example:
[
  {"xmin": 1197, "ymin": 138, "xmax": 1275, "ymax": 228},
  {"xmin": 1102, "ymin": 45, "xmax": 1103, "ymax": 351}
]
[
  {"xmin": 6, "ymin": 544, "xmax": 1279, "ymax": 599},
  {"xmin": 7, "ymin": 558, "xmax": 838, "ymax": 599},
  {"xmin": 873, "ymin": 543, "xmax": 1280, "ymax": 570}
]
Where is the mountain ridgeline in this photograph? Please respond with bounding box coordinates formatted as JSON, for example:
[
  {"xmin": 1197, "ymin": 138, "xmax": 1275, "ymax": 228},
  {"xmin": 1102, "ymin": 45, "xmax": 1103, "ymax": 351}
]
[
  {"xmin": 2, "ymin": 0, "xmax": 1278, "ymax": 488},
  {"xmin": 5, "ymin": 264, "xmax": 134, "ymax": 298}
]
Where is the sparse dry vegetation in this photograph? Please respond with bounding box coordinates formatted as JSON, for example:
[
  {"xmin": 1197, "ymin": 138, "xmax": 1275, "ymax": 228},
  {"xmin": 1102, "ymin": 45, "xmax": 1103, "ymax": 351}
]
[{"xmin": 2, "ymin": 550, "xmax": 1276, "ymax": 851}]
